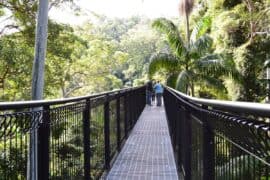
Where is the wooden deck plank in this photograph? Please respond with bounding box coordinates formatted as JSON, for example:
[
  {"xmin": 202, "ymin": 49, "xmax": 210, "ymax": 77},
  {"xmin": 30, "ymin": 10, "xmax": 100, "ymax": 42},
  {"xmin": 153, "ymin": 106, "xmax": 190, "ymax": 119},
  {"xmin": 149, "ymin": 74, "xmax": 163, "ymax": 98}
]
[{"xmin": 106, "ymin": 105, "xmax": 179, "ymax": 180}]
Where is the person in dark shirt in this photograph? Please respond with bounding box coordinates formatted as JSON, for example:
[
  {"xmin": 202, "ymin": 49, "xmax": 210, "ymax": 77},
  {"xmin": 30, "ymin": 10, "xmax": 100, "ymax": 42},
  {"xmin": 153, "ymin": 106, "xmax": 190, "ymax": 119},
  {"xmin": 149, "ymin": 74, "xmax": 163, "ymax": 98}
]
[
  {"xmin": 151, "ymin": 80, "xmax": 156, "ymax": 103},
  {"xmin": 146, "ymin": 80, "xmax": 153, "ymax": 105}
]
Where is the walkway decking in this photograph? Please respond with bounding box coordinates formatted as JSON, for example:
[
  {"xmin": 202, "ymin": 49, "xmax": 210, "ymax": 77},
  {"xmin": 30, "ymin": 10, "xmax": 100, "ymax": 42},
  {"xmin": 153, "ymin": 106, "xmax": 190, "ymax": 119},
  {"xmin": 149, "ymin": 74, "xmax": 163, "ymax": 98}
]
[{"xmin": 106, "ymin": 105, "xmax": 179, "ymax": 180}]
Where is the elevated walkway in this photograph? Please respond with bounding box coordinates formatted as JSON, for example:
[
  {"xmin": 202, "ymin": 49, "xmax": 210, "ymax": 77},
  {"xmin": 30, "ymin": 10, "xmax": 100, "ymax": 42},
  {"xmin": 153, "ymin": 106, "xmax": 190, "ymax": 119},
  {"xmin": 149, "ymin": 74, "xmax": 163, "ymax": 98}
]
[
  {"xmin": 106, "ymin": 105, "xmax": 179, "ymax": 180},
  {"xmin": 1, "ymin": 86, "xmax": 269, "ymax": 179}
]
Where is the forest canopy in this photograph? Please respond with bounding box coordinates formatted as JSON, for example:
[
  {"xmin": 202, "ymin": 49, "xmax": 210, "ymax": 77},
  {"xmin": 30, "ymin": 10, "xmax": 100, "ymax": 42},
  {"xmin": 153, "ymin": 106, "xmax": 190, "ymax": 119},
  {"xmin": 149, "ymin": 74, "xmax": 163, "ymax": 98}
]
[
  {"xmin": 0, "ymin": 0, "xmax": 269, "ymax": 102},
  {"xmin": 0, "ymin": 1, "xmax": 165, "ymax": 101}
]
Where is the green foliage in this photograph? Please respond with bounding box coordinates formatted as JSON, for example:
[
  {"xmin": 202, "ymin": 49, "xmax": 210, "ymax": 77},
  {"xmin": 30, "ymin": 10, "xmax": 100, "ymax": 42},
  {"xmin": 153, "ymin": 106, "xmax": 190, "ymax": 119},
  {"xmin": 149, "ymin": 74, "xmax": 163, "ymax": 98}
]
[
  {"xmin": 149, "ymin": 18, "xmax": 234, "ymax": 97},
  {"xmin": 211, "ymin": 7, "xmax": 247, "ymax": 49},
  {"xmin": 149, "ymin": 53, "xmax": 179, "ymax": 77},
  {"xmin": 223, "ymin": 0, "xmax": 242, "ymax": 9},
  {"xmin": 0, "ymin": 0, "xmax": 270, "ymax": 179},
  {"xmin": 152, "ymin": 18, "xmax": 187, "ymax": 58},
  {"xmin": 166, "ymin": 73, "xmax": 178, "ymax": 88},
  {"xmin": 0, "ymin": 147, "xmax": 26, "ymax": 179},
  {"xmin": 1, "ymin": 2, "xmax": 164, "ymax": 99},
  {"xmin": 200, "ymin": 0, "xmax": 270, "ymax": 101},
  {"xmin": 190, "ymin": 16, "xmax": 212, "ymax": 42},
  {"xmin": 119, "ymin": 18, "xmax": 165, "ymax": 85},
  {"xmin": 209, "ymin": 0, "xmax": 241, "ymax": 11},
  {"xmin": 216, "ymin": 155, "xmax": 261, "ymax": 180},
  {"xmin": 0, "ymin": 35, "xmax": 33, "ymax": 100},
  {"xmin": 175, "ymin": 70, "xmax": 191, "ymax": 92},
  {"xmin": 233, "ymin": 40, "xmax": 268, "ymax": 101}
]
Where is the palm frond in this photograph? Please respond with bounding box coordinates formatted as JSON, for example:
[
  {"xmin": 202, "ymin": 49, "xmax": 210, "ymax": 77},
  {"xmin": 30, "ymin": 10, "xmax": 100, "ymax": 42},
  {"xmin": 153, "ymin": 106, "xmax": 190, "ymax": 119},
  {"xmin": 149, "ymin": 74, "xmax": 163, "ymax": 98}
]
[
  {"xmin": 190, "ymin": 34, "xmax": 213, "ymax": 57},
  {"xmin": 152, "ymin": 18, "xmax": 187, "ymax": 58},
  {"xmin": 175, "ymin": 70, "xmax": 192, "ymax": 92},
  {"xmin": 254, "ymin": 7, "xmax": 270, "ymax": 24},
  {"xmin": 190, "ymin": 16, "xmax": 212, "ymax": 42},
  {"xmin": 199, "ymin": 75, "xmax": 226, "ymax": 91},
  {"xmin": 195, "ymin": 54, "xmax": 241, "ymax": 81},
  {"xmin": 166, "ymin": 73, "xmax": 179, "ymax": 88},
  {"xmin": 196, "ymin": 54, "xmax": 228, "ymax": 76},
  {"xmin": 148, "ymin": 53, "xmax": 179, "ymax": 78}
]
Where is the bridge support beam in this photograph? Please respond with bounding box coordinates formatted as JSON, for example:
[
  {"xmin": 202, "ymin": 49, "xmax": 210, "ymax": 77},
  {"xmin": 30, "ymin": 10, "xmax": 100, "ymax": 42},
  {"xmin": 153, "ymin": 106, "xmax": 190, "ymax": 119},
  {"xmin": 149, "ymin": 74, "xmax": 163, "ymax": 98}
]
[{"xmin": 202, "ymin": 105, "xmax": 214, "ymax": 180}]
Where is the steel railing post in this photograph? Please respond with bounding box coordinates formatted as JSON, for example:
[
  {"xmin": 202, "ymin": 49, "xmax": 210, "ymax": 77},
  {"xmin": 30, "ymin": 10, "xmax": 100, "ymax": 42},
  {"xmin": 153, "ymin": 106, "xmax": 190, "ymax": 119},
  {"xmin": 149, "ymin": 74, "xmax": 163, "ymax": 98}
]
[
  {"xmin": 184, "ymin": 106, "xmax": 191, "ymax": 180},
  {"xmin": 38, "ymin": 105, "xmax": 50, "ymax": 180},
  {"xmin": 83, "ymin": 99, "xmax": 91, "ymax": 180},
  {"xmin": 104, "ymin": 95, "xmax": 111, "ymax": 170},
  {"xmin": 202, "ymin": 105, "xmax": 214, "ymax": 180},
  {"xmin": 124, "ymin": 92, "xmax": 128, "ymax": 138},
  {"xmin": 116, "ymin": 93, "xmax": 121, "ymax": 151}
]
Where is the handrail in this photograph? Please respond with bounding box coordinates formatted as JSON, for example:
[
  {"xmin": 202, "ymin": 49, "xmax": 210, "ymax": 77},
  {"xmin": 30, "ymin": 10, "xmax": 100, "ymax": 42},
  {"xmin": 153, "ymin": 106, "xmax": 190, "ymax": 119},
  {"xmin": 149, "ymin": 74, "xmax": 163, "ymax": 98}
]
[
  {"xmin": 166, "ymin": 86, "xmax": 270, "ymax": 116},
  {"xmin": 0, "ymin": 86, "xmax": 143, "ymax": 110},
  {"xmin": 163, "ymin": 87, "xmax": 270, "ymax": 180},
  {"xmin": 0, "ymin": 86, "xmax": 146, "ymax": 179}
]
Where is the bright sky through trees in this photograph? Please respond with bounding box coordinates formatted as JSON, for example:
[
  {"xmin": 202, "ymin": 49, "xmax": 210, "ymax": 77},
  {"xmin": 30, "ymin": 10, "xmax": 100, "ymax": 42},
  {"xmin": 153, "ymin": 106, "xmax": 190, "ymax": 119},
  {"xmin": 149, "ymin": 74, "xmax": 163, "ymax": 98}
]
[{"xmin": 50, "ymin": 0, "xmax": 179, "ymax": 24}]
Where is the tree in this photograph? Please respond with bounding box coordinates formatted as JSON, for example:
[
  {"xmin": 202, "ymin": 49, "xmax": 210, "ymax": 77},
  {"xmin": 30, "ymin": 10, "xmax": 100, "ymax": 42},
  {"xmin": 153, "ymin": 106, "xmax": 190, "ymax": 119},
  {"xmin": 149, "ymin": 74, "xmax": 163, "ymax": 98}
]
[
  {"xmin": 29, "ymin": 1, "xmax": 49, "ymax": 180},
  {"xmin": 149, "ymin": 17, "xmax": 235, "ymax": 96},
  {"xmin": 119, "ymin": 19, "xmax": 164, "ymax": 85},
  {"xmin": 31, "ymin": 0, "xmax": 49, "ymax": 100},
  {"xmin": 178, "ymin": 0, "xmax": 194, "ymax": 46},
  {"xmin": 0, "ymin": 35, "xmax": 33, "ymax": 100},
  {"xmin": 208, "ymin": 0, "xmax": 270, "ymax": 101}
]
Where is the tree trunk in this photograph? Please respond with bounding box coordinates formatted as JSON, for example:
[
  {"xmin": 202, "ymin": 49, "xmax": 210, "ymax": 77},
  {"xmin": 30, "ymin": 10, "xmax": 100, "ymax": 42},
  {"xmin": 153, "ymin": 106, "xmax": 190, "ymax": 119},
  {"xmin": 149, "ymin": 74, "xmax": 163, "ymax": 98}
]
[
  {"xmin": 244, "ymin": 0, "xmax": 256, "ymax": 41},
  {"xmin": 185, "ymin": 12, "xmax": 190, "ymax": 48},
  {"xmin": 31, "ymin": 0, "xmax": 49, "ymax": 100},
  {"xmin": 185, "ymin": 10, "xmax": 191, "ymax": 95},
  {"xmin": 28, "ymin": 1, "xmax": 48, "ymax": 180},
  {"xmin": 191, "ymin": 81, "xmax": 194, "ymax": 97}
]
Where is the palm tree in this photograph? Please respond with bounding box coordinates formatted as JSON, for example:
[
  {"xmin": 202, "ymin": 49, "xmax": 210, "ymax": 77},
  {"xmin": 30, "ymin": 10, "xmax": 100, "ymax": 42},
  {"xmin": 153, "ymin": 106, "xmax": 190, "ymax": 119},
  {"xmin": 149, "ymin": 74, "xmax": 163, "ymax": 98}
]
[
  {"xmin": 178, "ymin": 0, "xmax": 194, "ymax": 47},
  {"xmin": 149, "ymin": 17, "xmax": 236, "ymax": 96}
]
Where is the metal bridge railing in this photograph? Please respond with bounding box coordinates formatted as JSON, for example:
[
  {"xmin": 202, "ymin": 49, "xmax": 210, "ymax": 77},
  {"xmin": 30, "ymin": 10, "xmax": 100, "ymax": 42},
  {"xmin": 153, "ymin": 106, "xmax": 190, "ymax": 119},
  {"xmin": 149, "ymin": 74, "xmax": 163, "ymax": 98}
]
[
  {"xmin": 0, "ymin": 86, "xmax": 146, "ymax": 180},
  {"xmin": 164, "ymin": 87, "xmax": 270, "ymax": 180}
]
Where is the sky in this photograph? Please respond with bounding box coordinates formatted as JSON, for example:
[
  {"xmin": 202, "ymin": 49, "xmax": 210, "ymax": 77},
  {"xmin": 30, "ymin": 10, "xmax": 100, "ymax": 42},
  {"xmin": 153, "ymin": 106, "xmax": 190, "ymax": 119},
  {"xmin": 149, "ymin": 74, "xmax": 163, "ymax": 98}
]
[{"xmin": 50, "ymin": 0, "xmax": 179, "ymax": 25}]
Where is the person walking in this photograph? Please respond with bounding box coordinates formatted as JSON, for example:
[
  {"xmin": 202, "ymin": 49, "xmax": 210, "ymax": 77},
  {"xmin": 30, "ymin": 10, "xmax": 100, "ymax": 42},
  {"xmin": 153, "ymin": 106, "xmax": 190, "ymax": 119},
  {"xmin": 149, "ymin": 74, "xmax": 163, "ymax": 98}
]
[
  {"xmin": 146, "ymin": 80, "xmax": 153, "ymax": 105},
  {"xmin": 153, "ymin": 81, "xmax": 163, "ymax": 106},
  {"xmin": 151, "ymin": 80, "xmax": 156, "ymax": 103}
]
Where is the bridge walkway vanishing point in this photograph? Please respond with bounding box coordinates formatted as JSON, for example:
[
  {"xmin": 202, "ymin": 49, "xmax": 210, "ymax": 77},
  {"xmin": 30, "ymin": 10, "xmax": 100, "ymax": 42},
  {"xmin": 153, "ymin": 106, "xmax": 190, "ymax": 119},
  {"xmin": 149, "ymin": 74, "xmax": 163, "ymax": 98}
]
[{"xmin": 106, "ymin": 105, "xmax": 179, "ymax": 180}]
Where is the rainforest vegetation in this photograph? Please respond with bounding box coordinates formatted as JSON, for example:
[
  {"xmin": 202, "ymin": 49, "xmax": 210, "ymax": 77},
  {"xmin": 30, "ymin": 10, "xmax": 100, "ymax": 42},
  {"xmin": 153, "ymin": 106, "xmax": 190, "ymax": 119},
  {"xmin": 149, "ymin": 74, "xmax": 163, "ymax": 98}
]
[
  {"xmin": 0, "ymin": 0, "xmax": 270, "ymax": 102},
  {"xmin": 0, "ymin": 0, "xmax": 269, "ymax": 179}
]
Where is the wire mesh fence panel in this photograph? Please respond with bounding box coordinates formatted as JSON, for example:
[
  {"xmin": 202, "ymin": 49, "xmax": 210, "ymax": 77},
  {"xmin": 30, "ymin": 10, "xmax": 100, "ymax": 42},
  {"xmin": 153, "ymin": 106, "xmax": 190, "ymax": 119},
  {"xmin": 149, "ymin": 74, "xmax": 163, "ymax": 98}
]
[
  {"xmin": 49, "ymin": 102, "xmax": 85, "ymax": 179},
  {"xmin": 125, "ymin": 94, "xmax": 132, "ymax": 133},
  {"xmin": 191, "ymin": 115, "xmax": 204, "ymax": 180},
  {"xmin": 214, "ymin": 134, "xmax": 261, "ymax": 180},
  {"xmin": 164, "ymin": 87, "xmax": 270, "ymax": 180},
  {"xmin": 109, "ymin": 99, "xmax": 117, "ymax": 159},
  {"xmin": 212, "ymin": 116, "xmax": 270, "ymax": 180},
  {"xmin": 119, "ymin": 97, "xmax": 125, "ymax": 142},
  {"xmin": 90, "ymin": 104, "xmax": 105, "ymax": 179},
  {"xmin": 0, "ymin": 109, "xmax": 41, "ymax": 180},
  {"xmin": 0, "ymin": 86, "xmax": 146, "ymax": 180}
]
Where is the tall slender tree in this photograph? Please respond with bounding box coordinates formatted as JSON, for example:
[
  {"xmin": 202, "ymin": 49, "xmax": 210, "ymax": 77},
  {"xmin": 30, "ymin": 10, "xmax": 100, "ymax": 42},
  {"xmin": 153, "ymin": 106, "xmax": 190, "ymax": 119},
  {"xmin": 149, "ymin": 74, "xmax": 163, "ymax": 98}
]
[
  {"xmin": 31, "ymin": 1, "xmax": 49, "ymax": 100},
  {"xmin": 178, "ymin": 0, "xmax": 194, "ymax": 47},
  {"xmin": 29, "ymin": 1, "xmax": 48, "ymax": 180}
]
